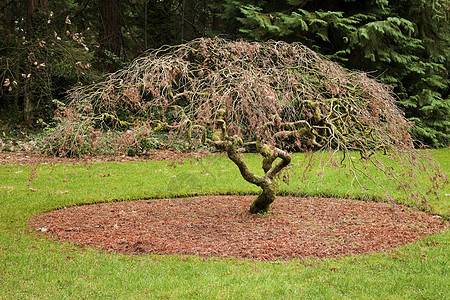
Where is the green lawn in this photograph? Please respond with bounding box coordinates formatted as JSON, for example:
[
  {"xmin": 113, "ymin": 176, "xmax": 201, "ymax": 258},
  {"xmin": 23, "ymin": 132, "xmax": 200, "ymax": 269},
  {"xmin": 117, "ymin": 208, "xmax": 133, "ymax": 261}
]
[{"xmin": 0, "ymin": 149, "xmax": 448, "ymax": 299}]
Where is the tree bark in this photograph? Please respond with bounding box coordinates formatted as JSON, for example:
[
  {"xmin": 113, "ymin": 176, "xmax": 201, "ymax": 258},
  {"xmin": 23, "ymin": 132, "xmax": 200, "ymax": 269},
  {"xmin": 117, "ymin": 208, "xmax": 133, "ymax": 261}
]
[
  {"xmin": 23, "ymin": 77, "xmax": 33, "ymax": 127},
  {"xmin": 211, "ymin": 1, "xmax": 223, "ymax": 33},
  {"xmin": 209, "ymin": 107, "xmax": 292, "ymax": 214},
  {"xmin": 98, "ymin": 0, "xmax": 121, "ymax": 69},
  {"xmin": 249, "ymin": 180, "xmax": 276, "ymax": 214},
  {"xmin": 23, "ymin": 0, "xmax": 48, "ymax": 127},
  {"xmin": 209, "ymin": 107, "xmax": 291, "ymax": 214},
  {"xmin": 180, "ymin": 0, "xmax": 195, "ymax": 42},
  {"xmin": 26, "ymin": 0, "xmax": 48, "ymax": 30},
  {"xmin": 211, "ymin": 137, "xmax": 291, "ymax": 214}
]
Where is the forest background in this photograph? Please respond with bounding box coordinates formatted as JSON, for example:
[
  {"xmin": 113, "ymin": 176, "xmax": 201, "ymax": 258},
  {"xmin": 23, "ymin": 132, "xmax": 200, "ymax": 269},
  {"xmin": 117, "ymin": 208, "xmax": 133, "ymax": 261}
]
[{"xmin": 0, "ymin": 0, "xmax": 448, "ymax": 148}]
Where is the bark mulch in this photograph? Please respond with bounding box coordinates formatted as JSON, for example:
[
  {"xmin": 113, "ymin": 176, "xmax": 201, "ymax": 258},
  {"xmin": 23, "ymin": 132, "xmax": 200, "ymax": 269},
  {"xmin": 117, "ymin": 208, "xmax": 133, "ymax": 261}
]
[{"xmin": 29, "ymin": 195, "xmax": 447, "ymax": 261}]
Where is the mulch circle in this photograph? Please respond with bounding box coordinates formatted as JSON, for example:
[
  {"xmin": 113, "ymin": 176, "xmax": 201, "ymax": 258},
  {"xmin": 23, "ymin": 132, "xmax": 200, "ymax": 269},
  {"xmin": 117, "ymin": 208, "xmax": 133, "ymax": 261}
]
[{"xmin": 29, "ymin": 195, "xmax": 447, "ymax": 261}]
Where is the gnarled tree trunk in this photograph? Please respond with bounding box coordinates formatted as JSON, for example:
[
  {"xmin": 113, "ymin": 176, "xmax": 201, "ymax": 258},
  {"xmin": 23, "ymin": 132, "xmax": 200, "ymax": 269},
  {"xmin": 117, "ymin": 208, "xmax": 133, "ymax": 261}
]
[
  {"xmin": 210, "ymin": 108, "xmax": 291, "ymax": 214},
  {"xmin": 249, "ymin": 180, "xmax": 276, "ymax": 214},
  {"xmin": 223, "ymin": 140, "xmax": 291, "ymax": 214}
]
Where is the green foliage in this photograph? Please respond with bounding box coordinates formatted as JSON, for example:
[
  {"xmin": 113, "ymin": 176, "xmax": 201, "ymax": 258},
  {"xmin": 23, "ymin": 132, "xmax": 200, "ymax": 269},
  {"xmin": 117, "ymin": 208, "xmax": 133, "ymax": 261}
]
[{"xmin": 217, "ymin": 0, "xmax": 450, "ymax": 146}]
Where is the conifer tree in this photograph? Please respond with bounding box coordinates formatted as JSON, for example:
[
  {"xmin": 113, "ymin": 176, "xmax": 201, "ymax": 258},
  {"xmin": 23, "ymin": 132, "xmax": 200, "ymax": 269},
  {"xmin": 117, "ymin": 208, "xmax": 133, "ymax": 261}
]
[{"xmin": 217, "ymin": 0, "xmax": 449, "ymax": 146}]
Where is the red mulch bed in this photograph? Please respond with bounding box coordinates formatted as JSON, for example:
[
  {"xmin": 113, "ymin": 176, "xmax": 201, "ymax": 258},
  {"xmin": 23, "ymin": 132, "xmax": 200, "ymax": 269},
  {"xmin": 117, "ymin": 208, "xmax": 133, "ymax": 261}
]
[{"xmin": 29, "ymin": 195, "xmax": 447, "ymax": 261}]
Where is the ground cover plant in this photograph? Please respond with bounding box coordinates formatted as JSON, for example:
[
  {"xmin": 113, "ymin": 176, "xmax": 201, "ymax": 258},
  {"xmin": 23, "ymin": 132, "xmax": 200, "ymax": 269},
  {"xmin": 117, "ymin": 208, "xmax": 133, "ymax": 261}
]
[
  {"xmin": 44, "ymin": 37, "xmax": 446, "ymax": 214},
  {"xmin": 0, "ymin": 149, "xmax": 449, "ymax": 298}
]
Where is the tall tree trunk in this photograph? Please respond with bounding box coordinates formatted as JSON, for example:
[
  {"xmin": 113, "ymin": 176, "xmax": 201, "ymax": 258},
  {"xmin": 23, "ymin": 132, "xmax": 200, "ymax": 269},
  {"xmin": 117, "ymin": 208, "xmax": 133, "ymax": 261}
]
[
  {"xmin": 211, "ymin": 0, "xmax": 223, "ymax": 33},
  {"xmin": 13, "ymin": 47, "xmax": 20, "ymax": 112},
  {"xmin": 26, "ymin": 0, "xmax": 48, "ymax": 30},
  {"xmin": 23, "ymin": 76, "xmax": 33, "ymax": 127},
  {"xmin": 24, "ymin": 0, "xmax": 48, "ymax": 127},
  {"xmin": 180, "ymin": 0, "xmax": 194, "ymax": 42},
  {"xmin": 144, "ymin": 1, "xmax": 148, "ymax": 49},
  {"xmin": 98, "ymin": 0, "xmax": 122, "ymax": 69}
]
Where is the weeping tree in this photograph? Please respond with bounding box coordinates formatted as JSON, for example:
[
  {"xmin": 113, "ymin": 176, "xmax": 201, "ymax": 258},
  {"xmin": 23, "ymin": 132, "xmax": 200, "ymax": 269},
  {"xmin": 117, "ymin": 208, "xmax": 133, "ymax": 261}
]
[{"xmin": 51, "ymin": 38, "xmax": 446, "ymax": 214}]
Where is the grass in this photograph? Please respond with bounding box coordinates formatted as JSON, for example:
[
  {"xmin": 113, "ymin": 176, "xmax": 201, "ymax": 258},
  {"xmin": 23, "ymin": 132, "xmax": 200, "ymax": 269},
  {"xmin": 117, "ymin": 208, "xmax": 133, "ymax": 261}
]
[{"xmin": 0, "ymin": 149, "xmax": 449, "ymax": 299}]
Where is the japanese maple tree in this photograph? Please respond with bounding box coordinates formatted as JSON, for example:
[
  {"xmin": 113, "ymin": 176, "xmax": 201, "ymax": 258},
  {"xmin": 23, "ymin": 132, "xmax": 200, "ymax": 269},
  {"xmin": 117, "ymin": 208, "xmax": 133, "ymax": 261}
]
[{"xmin": 58, "ymin": 38, "xmax": 445, "ymax": 214}]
